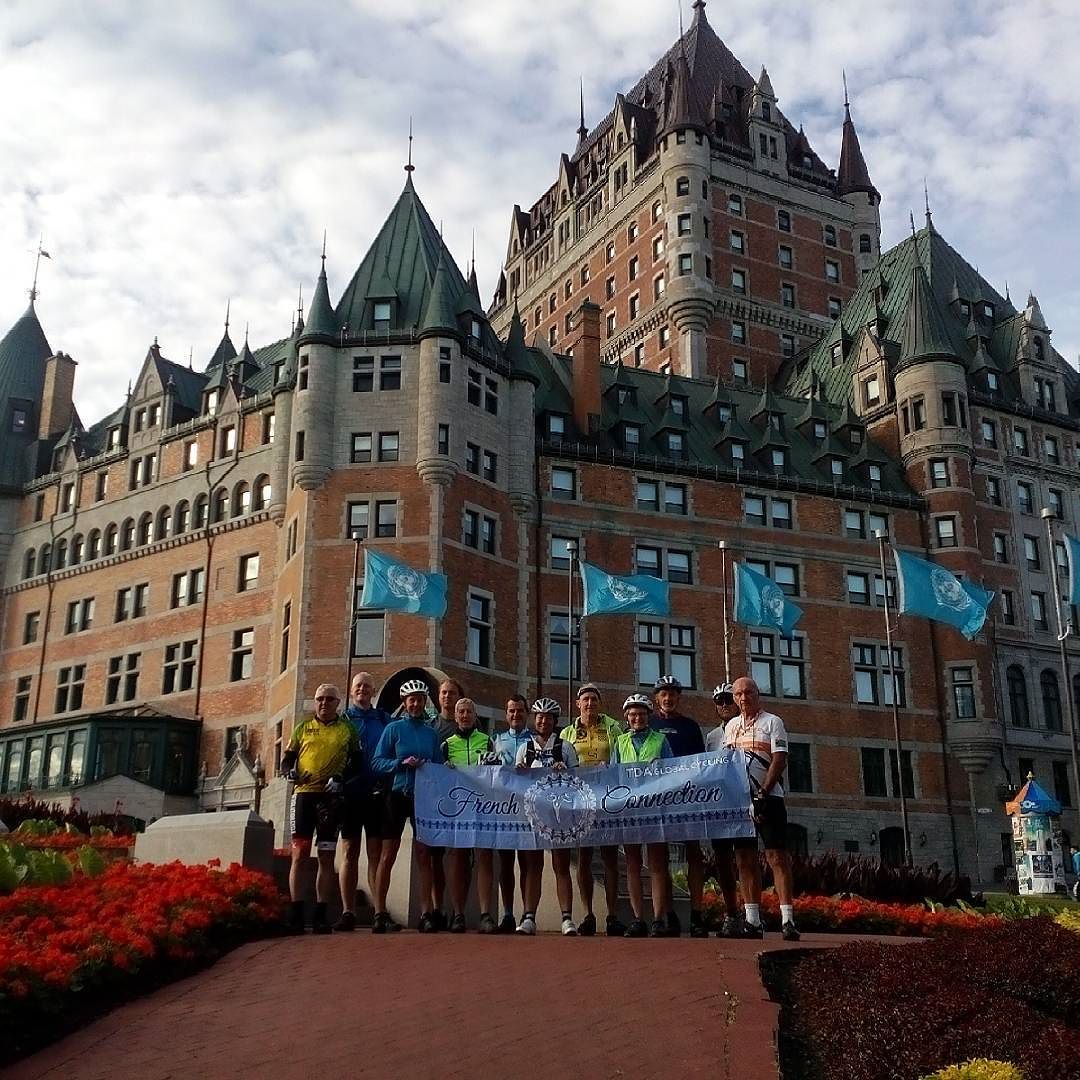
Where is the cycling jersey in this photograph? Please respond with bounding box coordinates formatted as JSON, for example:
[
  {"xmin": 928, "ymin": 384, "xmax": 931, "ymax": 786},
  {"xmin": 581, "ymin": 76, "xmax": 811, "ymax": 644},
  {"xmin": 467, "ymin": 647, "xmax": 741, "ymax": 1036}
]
[
  {"xmin": 722, "ymin": 711, "xmax": 789, "ymax": 797},
  {"xmin": 650, "ymin": 712, "xmax": 705, "ymax": 757},
  {"xmin": 490, "ymin": 728, "xmax": 531, "ymax": 765},
  {"xmin": 515, "ymin": 733, "xmax": 580, "ymax": 769},
  {"xmin": 612, "ymin": 729, "xmax": 671, "ymax": 764},
  {"xmin": 443, "ymin": 728, "xmax": 493, "ymax": 766},
  {"xmin": 372, "ymin": 717, "xmax": 444, "ymax": 795},
  {"xmin": 560, "ymin": 714, "xmax": 623, "ymax": 766},
  {"xmin": 345, "ymin": 704, "xmax": 391, "ymax": 793},
  {"xmin": 287, "ymin": 715, "xmax": 360, "ymax": 794}
]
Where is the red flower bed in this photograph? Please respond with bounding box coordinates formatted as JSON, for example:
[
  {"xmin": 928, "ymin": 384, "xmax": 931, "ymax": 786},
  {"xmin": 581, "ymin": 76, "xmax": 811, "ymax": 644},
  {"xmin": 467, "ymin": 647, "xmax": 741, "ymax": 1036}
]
[
  {"xmin": 0, "ymin": 860, "xmax": 283, "ymax": 1064},
  {"xmin": 702, "ymin": 887, "xmax": 1000, "ymax": 936},
  {"xmin": 764, "ymin": 917, "xmax": 1080, "ymax": 1080},
  {"xmin": 14, "ymin": 833, "xmax": 133, "ymax": 851}
]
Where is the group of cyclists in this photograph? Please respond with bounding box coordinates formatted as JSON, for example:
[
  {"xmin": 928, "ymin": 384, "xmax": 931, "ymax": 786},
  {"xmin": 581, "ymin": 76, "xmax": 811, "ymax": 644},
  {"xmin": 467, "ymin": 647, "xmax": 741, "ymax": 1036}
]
[{"xmin": 281, "ymin": 670, "xmax": 800, "ymax": 942}]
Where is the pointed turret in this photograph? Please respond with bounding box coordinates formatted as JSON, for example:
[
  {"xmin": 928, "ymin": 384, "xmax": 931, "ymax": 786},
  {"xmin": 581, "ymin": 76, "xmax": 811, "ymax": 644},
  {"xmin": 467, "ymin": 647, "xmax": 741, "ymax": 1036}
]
[
  {"xmin": 1024, "ymin": 292, "xmax": 1047, "ymax": 330},
  {"xmin": 420, "ymin": 249, "xmax": 459, "ymax": 337},
  {"xmin": 208, "ymin": 302, "xmax": 237, "ymax": 369},
  {"xmin": 577, "ymin": 80, "xmax": 588, "ymax": 145},
  {"xmin": 300, "ymin": 250, "xmax": 338, "ymax": 343},
  {"xmin": 703, "ymin": 372, "xmax": 732, "ymax": 420},
  {"xmin": 0, "ymin": 302, "xmax": 53, "ymax": 490},
  {"xmin": 755, "ymin": 65, "xmax": 775, "ymax": 99},
  {"xmin": 659, "ymin": 49, "xmax": 707, "ymax": 138},
  {"xmin": 837, "ymin": 96, "xmax": 879, "ymax": 198},
  {"xmin": 898, "ymin": 264, "xmax": 959, "ymax": 367},
  {"xmin": 504, "ymin": 304, "xmax": 541, "ymax": 386}
]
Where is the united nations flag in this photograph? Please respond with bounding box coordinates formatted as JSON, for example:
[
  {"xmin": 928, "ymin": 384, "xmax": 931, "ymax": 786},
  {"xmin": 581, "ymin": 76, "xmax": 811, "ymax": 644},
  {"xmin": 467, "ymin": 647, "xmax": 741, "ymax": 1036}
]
[
  {"xmin": 360, "ymin": 549, "xmax": 448, "ymax": 618},
  {"xmin": 579, "ymin": 561, "xmax": 670, "ymax": 617},
  {"xmin": 893, "ymin": 549, "xmax": 993, "ymax": 640},
  {"xmin": 733, "ymin": 561, "xmax": 803, "ymax": 639}
]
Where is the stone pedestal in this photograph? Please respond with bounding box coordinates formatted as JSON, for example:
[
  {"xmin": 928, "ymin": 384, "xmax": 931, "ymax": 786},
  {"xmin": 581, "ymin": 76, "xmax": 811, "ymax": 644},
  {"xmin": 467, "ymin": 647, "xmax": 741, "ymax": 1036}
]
[{"xmin": 134, "ymin": 809, "xmax": 275, "ymax": 875}]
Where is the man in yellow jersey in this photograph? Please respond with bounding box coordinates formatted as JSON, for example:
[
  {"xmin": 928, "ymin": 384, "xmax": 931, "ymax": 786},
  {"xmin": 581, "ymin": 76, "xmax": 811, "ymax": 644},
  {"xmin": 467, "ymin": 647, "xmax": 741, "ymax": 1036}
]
[
  {"xmin": 560, "ymin": 683, "xmax": 626, "ymax": 937},
  {"xmin": 282, "ymin": 684, "xmax": 360, "ymax": 934},
  {"xmin": 612, "ymin": 693, "xmax": 673, "ymax": 937}
]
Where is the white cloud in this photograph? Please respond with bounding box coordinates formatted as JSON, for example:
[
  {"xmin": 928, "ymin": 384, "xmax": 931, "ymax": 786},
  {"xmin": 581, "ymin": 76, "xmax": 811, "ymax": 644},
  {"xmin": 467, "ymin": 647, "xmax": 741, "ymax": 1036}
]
[{"xmin": 1, "ymin": 0, "xmax": 1078, "ymax": 427}]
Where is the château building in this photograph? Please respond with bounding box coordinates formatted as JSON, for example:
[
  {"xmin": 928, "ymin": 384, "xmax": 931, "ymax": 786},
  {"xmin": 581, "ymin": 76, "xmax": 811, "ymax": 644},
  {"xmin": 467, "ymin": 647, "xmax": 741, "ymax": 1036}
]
[{"xmin": 0, "ymin": 1, "xmax": 1075, "ymax": 882}]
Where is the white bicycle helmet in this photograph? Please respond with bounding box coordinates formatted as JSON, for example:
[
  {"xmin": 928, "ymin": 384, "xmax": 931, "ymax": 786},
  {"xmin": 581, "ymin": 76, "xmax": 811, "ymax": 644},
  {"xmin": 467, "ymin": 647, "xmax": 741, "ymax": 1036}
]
[
  {"xmin": 712, "ymin": 683, "xmax": 735, "ymax": 703},
  {"xmin": 622, "ymin": 693, "xmax": 653, "ymax": 713},
  {"xmin": 399, "ymin": 679, "xmax": 429, "ymax": 698},
  {"xmin": 653, "ymin": 675, "xmax": 683, "ymax": 692},
  {"xmin": 532, "ymin": 697, "xmax": 561, "ymax": 718}
]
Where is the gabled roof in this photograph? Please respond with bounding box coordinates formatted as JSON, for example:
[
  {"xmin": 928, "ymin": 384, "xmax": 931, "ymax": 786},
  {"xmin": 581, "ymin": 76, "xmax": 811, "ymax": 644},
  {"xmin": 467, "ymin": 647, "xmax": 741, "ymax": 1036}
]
[{"xmin": 0, "ymin": 301, "xmax": 52, "ymax": 489}]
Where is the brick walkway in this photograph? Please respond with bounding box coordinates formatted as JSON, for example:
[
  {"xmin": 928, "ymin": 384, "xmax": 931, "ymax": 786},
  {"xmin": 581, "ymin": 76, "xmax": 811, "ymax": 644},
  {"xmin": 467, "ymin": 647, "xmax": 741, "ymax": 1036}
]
[{"xmin": 8, "ymin": 932, "xmax": 864, "ymax": 1080}]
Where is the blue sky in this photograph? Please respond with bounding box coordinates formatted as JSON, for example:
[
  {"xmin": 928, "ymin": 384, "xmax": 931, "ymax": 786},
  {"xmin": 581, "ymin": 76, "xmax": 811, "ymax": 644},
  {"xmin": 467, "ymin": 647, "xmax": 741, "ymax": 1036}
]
[{"xmin": 0, "ymin": 0, "xmax": 1077, "ymax": 423}]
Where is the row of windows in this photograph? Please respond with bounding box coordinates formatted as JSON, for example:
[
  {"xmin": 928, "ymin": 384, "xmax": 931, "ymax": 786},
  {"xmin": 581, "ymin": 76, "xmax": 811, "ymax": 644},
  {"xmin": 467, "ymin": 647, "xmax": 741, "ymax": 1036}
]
[
  {"xmin": 979, "ymin": 415, "xmax": 1066, "ymax": 461},
  {"xmin": 727, "ymin": 240, "xmax": 841, "ymax": 284},
  {"xmin": 1004, "ymin": 665, "xmax": 1075, "ymax": 734},
  {"xmin": 21, "ymin": 478, "xmax": 272, "ymax": 580}
]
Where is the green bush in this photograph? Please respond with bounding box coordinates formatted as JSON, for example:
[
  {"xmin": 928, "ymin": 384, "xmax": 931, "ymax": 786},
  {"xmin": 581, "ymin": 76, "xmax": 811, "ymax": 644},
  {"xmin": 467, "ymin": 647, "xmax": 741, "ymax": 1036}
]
[{"xmin": 921, "ymin": 1061, "xmax": 1022, "ymax": 1080}]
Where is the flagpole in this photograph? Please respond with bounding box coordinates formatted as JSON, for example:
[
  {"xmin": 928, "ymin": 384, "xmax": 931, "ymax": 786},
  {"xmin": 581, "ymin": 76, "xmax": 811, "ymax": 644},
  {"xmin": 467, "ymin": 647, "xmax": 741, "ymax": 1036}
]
[
  {"xmin": 718, "ymin": 540, "xmax": 731, "ymax": 684},
  {"xmin": 345, "ymin": 532, "xmax": 364, "ymax": 695},
  {"xmin": 1041, "ymin": 508, "xmax": 1080, "ymax": 816},
  {"xmin": 565, "ymin": 539, "xmax": 578, "ymax": 720},
  {"xmin": 875, "ymin": 529, "xmax": 913, "ymax": 866}
]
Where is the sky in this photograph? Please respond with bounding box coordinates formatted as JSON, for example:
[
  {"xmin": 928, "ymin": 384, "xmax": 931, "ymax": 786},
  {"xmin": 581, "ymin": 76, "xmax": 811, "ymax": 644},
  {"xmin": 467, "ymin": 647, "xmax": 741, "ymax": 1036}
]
[{"xmin": 0, "ymin": 0, "xmax": 1077, "ymax": 425}]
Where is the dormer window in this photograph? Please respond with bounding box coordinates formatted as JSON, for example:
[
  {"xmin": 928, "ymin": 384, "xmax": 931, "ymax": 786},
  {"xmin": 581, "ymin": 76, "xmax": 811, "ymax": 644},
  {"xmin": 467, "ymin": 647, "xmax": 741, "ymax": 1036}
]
[
  {"xmin": 148, "ymin": 403, "xmax": 160, "ymax": 427},
  {"xmin": 771, "ymin": 448, "xmax": 787, "ymax": 472},
  {"xmin": 666, "ymin": 432, "xmax": 684, "ymax": 458},
  {"xmin": 769, "ymin": 413, "xmax": 783, "ymax": 432},
  {"xmin": 617, "ymin": 386, "xmax": 636, "ymax": 407},
  {"xmin": 717, "ymin": 404, "xmax": 732, "ymax": 424},
  {"xmin": 987, "ymin": 371, "xmax": 1000, "ymax": 392},
  {"xmin": 470, "ymin": 319, "xmax": 482, "ymax": 341},
  {"xmin": 731, "ymin": 441, "xmax": 745, "ymax": 464},
  {"xmin": 12, "ymin": 408, "xmax": 27, "ymax": 433},
  {"xmin": 1034, "ymin": 337, "xmax": 1045, "ymax": 363},
  {"xmin": 959, "ymin": 300, "xmax": 971, "ymax": 318},
  {"xmin": 670, "ymin": 395, "xmax": 687, "ymax": 418},
  {"xmin": 813, "ymin": 420, "xmax": 826, "ymax": 441},
  {"xmin": 830, "ymin": 457, "xmax": 844, "ymax": 479},
  {"xmin": 373, "ymin": 302, "xmax": 391, "ymax": 332},
  {"xmin": 108, "ymin": 426, "xmax": 121, "ymax": 449},
  {"xmin": 624, "ymin": 423, "xmax": 640, "ymax": 449},
  {"xmin": 761, "ymin": 101, "xmax": 771, "ymax": 122},
  {"xmin": 548, "ymin": 414, "xmax": 566, "ymax": 440},
  {"xmin": 831, "ymin": 342, "xmax": 843, "ymax": 366},
  {"xmin": 206, "ymin": 390, "xmax": 219, "ymax": 417},
  {"xmin": 982, "ymin": 302, "xmax": 994, "ymax": 321},
  {"xmin": 868, "ymin": 464, "xmax": 882, "ymax": 489}
]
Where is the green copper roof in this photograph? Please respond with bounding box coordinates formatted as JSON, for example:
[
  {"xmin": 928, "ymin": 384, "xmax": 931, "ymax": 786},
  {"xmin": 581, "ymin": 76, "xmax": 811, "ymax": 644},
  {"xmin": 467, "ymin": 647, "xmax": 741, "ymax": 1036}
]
[
  {"xmin": 420, "ymin": 250, "xmax": 459, "ymax": 335},
  {"xmin": 898, "ymin": 263, "xmax": 960, "ymax": 367},
  {"xmin": 208, "ymin": 328, "xmax": 237, "ymax": 370},
  {"xmin": 301, "ymin": 260, "xmax": 338, "ymax": 342},
  {"xmin": 0, "ymin": 302, "xmax": 52, "ymax": 490},
  {"xmin": 503, "ymin": 306, "xmax": 541, "ymax": 386},
  {"xmin": 335, "ymin": 176, "xmax": 469, "ymax": 334}
]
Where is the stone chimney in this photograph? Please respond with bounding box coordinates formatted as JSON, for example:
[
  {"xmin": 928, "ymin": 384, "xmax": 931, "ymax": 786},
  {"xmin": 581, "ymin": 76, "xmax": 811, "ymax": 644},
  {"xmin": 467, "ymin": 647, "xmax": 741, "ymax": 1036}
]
[
  {"xmin": 573, "ymin": 300, "xmax": 601, "ymax": 436},
  {"xmin": 38, "ymin": 352, "xmax": 77, "ymax": 439}
]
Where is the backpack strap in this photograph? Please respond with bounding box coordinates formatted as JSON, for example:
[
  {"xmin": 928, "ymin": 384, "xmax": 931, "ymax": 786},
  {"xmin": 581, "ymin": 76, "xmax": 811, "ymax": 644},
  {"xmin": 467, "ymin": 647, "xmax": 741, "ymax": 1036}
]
[{"xmin": 552, "ymin": 737, "xmax": 564, "ymax": 764}]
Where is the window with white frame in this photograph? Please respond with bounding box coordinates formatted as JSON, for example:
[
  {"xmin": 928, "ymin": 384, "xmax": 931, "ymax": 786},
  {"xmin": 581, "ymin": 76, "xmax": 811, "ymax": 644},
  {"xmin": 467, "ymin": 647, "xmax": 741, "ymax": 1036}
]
[
  {"xmin": 852, "ymin": 642, "xmax": 906, "ymax": 707},
  {"xmin": 467, "ymin": 592, "xmax": 492, "ymax": 667},
  {"xmin": 637, "ymin": 622, "xmax": 696, "ymax": 688},
  {"xmin": 750, "ymin": 632, "xmax": 807, "ymax": 698}
]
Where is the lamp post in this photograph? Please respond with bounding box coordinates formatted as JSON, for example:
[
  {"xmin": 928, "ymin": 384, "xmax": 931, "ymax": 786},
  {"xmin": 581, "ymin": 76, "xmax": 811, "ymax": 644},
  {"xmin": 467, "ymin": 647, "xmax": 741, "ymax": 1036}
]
[
  {"xmin": 566, "ymin": 538, "xmax": 578, "ymax": 720},
  {"xmin": 345, "ymin": 531, "xmax": 364, "ymax": 697},
  {"xmin": 718, "ymin": 540, "xmax": 731, "ymax": 684},
  {"xmin": 1040, "ymin": 507, "xmax": 1080, "ymax": 817},
  {"xmin": 875, "ymin": 529, "xmax": 912, "ymax": 866}
]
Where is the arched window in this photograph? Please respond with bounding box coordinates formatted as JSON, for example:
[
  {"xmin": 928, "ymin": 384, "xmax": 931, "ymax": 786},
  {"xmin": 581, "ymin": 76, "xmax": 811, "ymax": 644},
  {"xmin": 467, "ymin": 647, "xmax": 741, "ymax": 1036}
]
[
  {"xmin": 212, "ymin": 488, "xmax": 228, "ymax": 523},
  {"xmin": 104, "ymin": 524, "xmax": 118, "ymax": 556},
  {"xmin": 137, "ymin": 512, "xmax": 153, "ymax": 546},
  {"xmin": 70, "ymin": 534, "xmax": 83, "ymax": 565},
  {"xmin": 23, "ymin": 548, "xmax": 36, "ymax": 579},
  {"xmin": 1006, "ymin": 665, "xmax": 1030, "ymax": 728},
  {"xmin": 193, "ymin": 494, "xmax": 209, "ymax": 529},
  {"xmin": 120, "ymin": 518, "xmax": 135, "ymax": 551},
  {"xmin": 1041, "ymin": 669, "xmax": 1063, "ymax": 732},
  {"xmin": 54, "ymin": 539, "xmax": 68, "ymax": 569},
  {"xmin": 174, "ymin": 500, "xmax": 190, "ymax": 535},
  {"xmin": 232, "ymin": 482, "xmax": 251, "ymax": 518},
  {"xmin": 157, "ymin": 506, "xmax": 171, "ymax": 539},
  {"xmin": 252, "ymin": 475, "xmax": 271, "ymax": 511},
  {"xmin": 87, "ymin": 530, "xmax": 101, "ymax": 561},
  {"xmin": 38, "ymin": 543, "xmax": 51, "ymax": 574},
  {"xmin": 652, "ymin": 200, "xmax": 663, "ymax": 222}
]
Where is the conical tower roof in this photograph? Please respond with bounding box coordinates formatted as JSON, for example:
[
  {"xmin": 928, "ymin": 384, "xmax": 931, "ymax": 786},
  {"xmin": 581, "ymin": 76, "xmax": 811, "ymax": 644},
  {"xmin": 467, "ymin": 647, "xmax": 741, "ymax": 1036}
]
[
  {"xmin": 503, "ymin": 305, "xmax": 541, "ymax": 386},
  {"xmin": 0, "ymin": 301, "xmax": 52, "ymax": 490},
  {"xmin": 300, "ymin": 256, "xmax": 338, "ymax": 343},
  {"xmin": 420, "ymin": 249, "xmax": 459, "ymax": 336},
  {"xmin": 898, "ymin": 263, "xmax": 960, "ymax": 367},
  {"xmin": 837, "ymin": 102, "xmax": 878, "ymax": 198}
]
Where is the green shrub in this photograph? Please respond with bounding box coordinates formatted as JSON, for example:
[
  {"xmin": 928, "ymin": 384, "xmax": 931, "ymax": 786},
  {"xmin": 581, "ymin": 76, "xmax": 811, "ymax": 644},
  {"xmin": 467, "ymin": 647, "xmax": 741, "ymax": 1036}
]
[{"xmin": 921, "ymin": 1061, "xmax": 1022, "ymax": 1080}]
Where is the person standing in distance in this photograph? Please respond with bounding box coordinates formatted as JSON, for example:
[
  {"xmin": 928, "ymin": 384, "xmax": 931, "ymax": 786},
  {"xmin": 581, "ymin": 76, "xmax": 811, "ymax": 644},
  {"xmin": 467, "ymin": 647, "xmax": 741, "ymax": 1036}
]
[
  {"xmin": 427, "ymin": 677, "xmax": 463, "ymax": 929},
  {"xmin": 515, "ymin": 697, "xmax": 580, "ymax": 936},
  {"xmin": 336, "ymin": 672, "xmax": 391, "ymax": 932},
  {"xmin": 650, "ymin": 674, "xmax": 707, "ymax": 937},
  {"xmin": 612, "ymin": 693, "xmax": 673, "ymax": 937},
  {"xmin": 723, "ymin": 677, "xmax": 800, "ymax": 941},
  {"xmin": 704, "ymin": 683, "xmax": 748, "ymax": 938},
  {"xmin": 489, "ymin": 694, "xmax": 533, "ymax": 932},
  {"xmin": 371, "ymin": 680, "xmax": 443, "ymax": 933}
]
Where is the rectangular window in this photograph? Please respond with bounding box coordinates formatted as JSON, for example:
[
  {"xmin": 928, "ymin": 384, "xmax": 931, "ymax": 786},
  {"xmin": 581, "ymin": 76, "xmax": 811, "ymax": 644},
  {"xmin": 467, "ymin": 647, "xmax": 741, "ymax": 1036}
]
[
  {"xmin": 751, "ymin": 632, "xmax": 806, "ymax": 699},
  {"xmin": 635, "ymin": 545, "xmax": 660, "ymax": 578},
  {"xmin": 481, "ymin": 515, "xmax": 496, "ymax": 555},
  {"xmin": 13, "ymin": 676, "xmax": 32, "ymax": 723},
  {"xmin": 778, "ymin": 245, "xmax": 793, "ymax": 270},
  {"xmin": 935, "ymin": 517, "xmax": 958, "ymax": 548},
  {"xmin": 23, "ymin": 611, "xmax": 39, "ymax": 644},
  {"xmin": 347, "ymin": 501, "xmax": 369, "ymax": 539},
  {"xmin": 106, "ymin": 653, "xmax": 140, "ymax": 704},
  {"xmin": 912, "ymin": 398, "xmax": 926, "ymax": 430},
  {"xmin": 379, "ymin": 355, "xmax": 401, "ymax": 391},
  {"xmin": 1017, "ymin": 481, "xmax": 1034, "ymax": 515},
  {"xmin": 952, "ymin": 667, "xmax": 976, "ymax": 719},
  {"xmin": 279, "ymin": 602, "xmax": 291, "ymax": 674},
  {"xmin": 1000, "ymin": 590, "xmax": 1015, "ymax": 625},
  {"xmin": 467, "ymin": 592, "xmax": 492, "ymax": 667},
  {"xmin": 853, "ymin": 642, "xmax": 906, "ymax": 707},
  {"xmin": 1048, "ymin": 488, "xmax": 1063, "ymax": 519},
  {"xmin": 262, "ymin": 412, "xmax": 275, "ymax": 445},
  {"xmin": 551, "ymin": 467, "xmax": 576, "ymax": 500},
  {"xmin": 677, "ymin": 212, "xmax": 692, "ymax": 236},
  {"xmin": 439, "ymin": 346, "xmax": 452, "ymax": 384},
  {"xmin": 65, "ymin": 597, "xmax": 94, "ymax": 634},
  {"xmin": 930, "ymin": 459, "xmax": 949, "ymax": 488},
  {"xmin": 463, "ymin": 509, "xmax": 479, "ymax": 549},
  {"xmin": 664, "ymin": 483, "xmax": 687, "ymax": 515},
  {"xmin": 485, "ymin": 377, "xmax": 499, "ymax": 416},
  {"xmin": 730, "ymin": 230, "xmax": 745, "ymax": 254},
  {"xmin": 986, "ymin": 476, "xmax": 1003, "ymax": 506},
  {"xmin": 771, "ymin": 498, "xmax": 792, "ymax": 529},
  {"xmin": 1053, "ymin": 761, "xmax": 1072, "ymax": 808},
  {"xmin": 238, "ymin": 553, "xmax": 260, "ymax": 592},
  {"xmin": 170, "ymin": 568, "xmax": 205, "ymax": 608},
  {"xmin": 437, "ymin": 423, "xmax": 450, "ymax": 456},
  {"xmin": 55, "ymin": 665, "xmax": 86, "ymax": 713},
  {"xmin": 297, "ymin": 355, "xmax": 309, "ymax": 391},
  {"xmin": 352, "ymin": 356, "xmax": 374, "ymax": 392},
  {"xmin": 482, "ymin": 450, "xmax": 497, "ymax": 483},
  {"xmin": 787, "ymin": 743, "xmax": 813, "ymax": 793},
  {"xmin": 780, "ymin": 282, "xmax": 795, "ymax": 309},
  {"xmin": 95, "ymin": 471, "xmax": 108, "ymax": 502},
  {"xmin": 295, "ymin": 430, "xmax": 305, "ymax": 462},
  {"xmin": 1031, "ymin": 591, "xmax": 1048, "ymax": 630},
  {"xmin": 162, "ymin": 640, "xmax": 198, "ymax": 695},
  {"xmin": 828, "ymin": 296, "xmax": 842, "ymax": 319},
  {"xmin": 1014, "ymin": 427, "xmax": 1029, "ymax": 456},
  {"xmin": 731, "ymin": 320, "xmax": 746, "ymax": 345},
  {"xmin": 731, "ymin": 268, "xmax": 747, "ymax": 295},
  {"xmin": 861, "ymin": 748, "xmax": 888, "ymax": 797},
  {"xmin": 350, "ymin": 432, "xmax": 372, "ymax": 463},
  {"xmin": 728, "ymin": 193, "xmax": 743, "ymax": 216},
  {"xmin": 378, "ymin": 432, "xmax": 399, "ymax": 462},
  {"xmin": 777, "ymin": 209, "xmax": 791, "ymax": 233},
  {"xmin": 1044, "ymin": 435, "xmax": 1060, "ymax": 464},
  {"xmin": 230, "ymin": 629, "xmax": 254, "ymax": 682},
  {"xmin": 1024, "ymin": 535, "xmax": 1041, "ymax": 570},
  {"xmin": 980, "ymin": 418, "xmax": 997, "ymax": 447},
  {"xmin": 548, "ymin": 611, "xmax": 581, "ymax": 680},
  {"xmin": 993, "ymin": 533, "xmax": 1009, "ymax": 564},
  {"xmin": 465, "ymin": 442, "xmax": 480, "ymax": 475},
  {"xmin": 468, "ymin": 368, "xmax": 482, "ymax": 407},
  {"xmin": 352, "ymin": 584, "xmax": 385, "ymax": 657},
  {"xmin": 375, "ymin": 501, "xmax": 397, "ymax": 538},
  {"xmin": 825, "ymin": 259, "xmax": 840, "ymax": 282}
]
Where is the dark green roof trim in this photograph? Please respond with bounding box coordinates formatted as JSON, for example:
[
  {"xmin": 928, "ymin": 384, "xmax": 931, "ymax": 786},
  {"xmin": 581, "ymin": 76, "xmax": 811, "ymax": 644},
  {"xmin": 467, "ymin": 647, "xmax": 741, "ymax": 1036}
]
[
  {"xmin": 897, "ymin": 263, "xmax": 961, "ymax": 368},
  {"xmin": 300, "ymin": 263, "xmax": 338, "ymax": 343}
]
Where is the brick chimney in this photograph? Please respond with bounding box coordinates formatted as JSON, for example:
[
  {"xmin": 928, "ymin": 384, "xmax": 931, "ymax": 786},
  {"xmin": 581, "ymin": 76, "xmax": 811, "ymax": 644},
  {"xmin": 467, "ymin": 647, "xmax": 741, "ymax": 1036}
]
[
  {"xmin": 572, "ymin": 300, "xmax": 601, "ymax": 436},
  {"xmin": 38, "ymin": 352, "xmax": 77, "ymax": 439}
]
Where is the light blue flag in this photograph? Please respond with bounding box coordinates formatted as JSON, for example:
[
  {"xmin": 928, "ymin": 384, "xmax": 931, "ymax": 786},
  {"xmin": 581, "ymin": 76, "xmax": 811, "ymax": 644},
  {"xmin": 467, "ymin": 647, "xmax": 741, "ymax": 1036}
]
[
  {"xmin": 1065, "ymin": 534, "xmax": 1080, "ymax": 606},
  {"xmin": 733, "ymin": 561, "xmax": 803, "ymax": 639},
  {"xmin": 579, "ymin": 561, "xmax": 670, "ymax": 617},
  {"xmin": 893, "ymin": 549, "xmax": 994, "ymax": 640},
  {"xmin": 360, "ymin": 549, "xmax": 447, "ymax": 618}
]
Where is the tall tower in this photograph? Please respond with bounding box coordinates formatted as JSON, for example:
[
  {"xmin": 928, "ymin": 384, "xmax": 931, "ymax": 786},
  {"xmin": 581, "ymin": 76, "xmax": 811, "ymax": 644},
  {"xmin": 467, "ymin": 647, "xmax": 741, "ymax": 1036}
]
[{"xmin": 836, "ymin": 82, "xmax": 881, "ymax": 281}]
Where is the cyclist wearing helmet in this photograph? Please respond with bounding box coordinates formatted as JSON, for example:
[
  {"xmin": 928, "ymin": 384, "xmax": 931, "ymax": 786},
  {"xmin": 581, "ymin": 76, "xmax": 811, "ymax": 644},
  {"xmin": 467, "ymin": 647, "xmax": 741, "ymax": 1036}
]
[
  {"xmin": 515, "ymin": 697, "xmax": 579, "ymax": 935},
  {"xmin": 613, "ymin": 693, "xmax": 673, "ymax": 937},
  {"xmin": 443, "ymin": 697, "xmax": 496, "ymax": 933},
  {"xmin": 490, "ymin": 694, "xmax": 532, "ymax": 932},
  {"xmin": 427, "ymin": 678, "xmax": 464, "ymax": 930},
  {"xmin": 560, "ymin": 683, "xmax": 626, "ymax": 937},
  {"xmin": 650, "ymin": 674, "xmax": 707, "ymax": 938},
  {"xmin": 370, "ymin": 679, "xmax": 444, "ymax": 933},
  {"xmin": 282, "ymin": 684, "xmax": 360, "ymax": 934},
  {"xmin": 705, "ymin": 683, "xmax": 745, "ymax": 938}
]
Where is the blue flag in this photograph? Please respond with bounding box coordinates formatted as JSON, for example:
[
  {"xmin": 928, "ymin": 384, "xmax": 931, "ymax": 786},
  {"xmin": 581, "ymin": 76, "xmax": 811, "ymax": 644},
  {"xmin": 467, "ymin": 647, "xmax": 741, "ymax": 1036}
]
[
  {"xmin": 1065, "ymin": 534, "xmax": 1080, "ymax": 606},
  {"xmin": 579, "ymin": 561, "xmax": 670, "ymax": 616},
  {"xmin": 360, "ymin": 549, "xmax": 447, "ymax": 618},
  {"xmin": 733, "ymin": 561, "xmax": 803, "ymax": 638},
  {"xmin": 893, "ymin": 549, "xmax": 993, "ymax": 640}
]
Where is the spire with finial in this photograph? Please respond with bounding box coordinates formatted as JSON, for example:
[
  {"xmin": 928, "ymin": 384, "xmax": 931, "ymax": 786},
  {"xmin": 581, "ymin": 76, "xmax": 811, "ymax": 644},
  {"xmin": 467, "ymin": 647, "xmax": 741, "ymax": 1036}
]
[
  {"xmin": 577, "ymin": 79, "xmax": 588, "ymax": 144},
  {"xmin": 405, "ymin": 116, "xmax": 415, "ymax": 175},
  {"xmin": 188, "ymin": 346, "xmax": 194, "ymax": 369},
  {"xmin": 691, "ymin": 0, "xmax": 706, "ymax": 22},
  {"xmin": 29, "ymin": 237, "xmax": 50, "ymax": 305},
  {"xmin": 843, "ymin": 69, "xmax": 850, "ymax": 118},
  {"xmin": 836, "ymin": 75, "xmax": 878, "ymax": 198},
  {"xmin": 224, "ymin": 297, "xmax": 230, "ymax": 332},
  {"xmin": 924, "ymin": 178, "xmax": 933, "ymax": 229},
  {"xmin": 910, "ymin": 210, "xmax": 917, "ymax": 237}
]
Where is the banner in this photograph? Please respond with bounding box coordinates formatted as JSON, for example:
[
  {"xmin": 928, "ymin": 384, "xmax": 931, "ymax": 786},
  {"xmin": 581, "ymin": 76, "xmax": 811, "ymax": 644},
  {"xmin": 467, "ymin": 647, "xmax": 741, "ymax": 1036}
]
[
  {"xmin": 579, "ymin": 561, "xmax": 671, "ymax": 617},
  {"xmin": 414, "ymin": 750, "xmax": 754, "ymax": 849}
]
